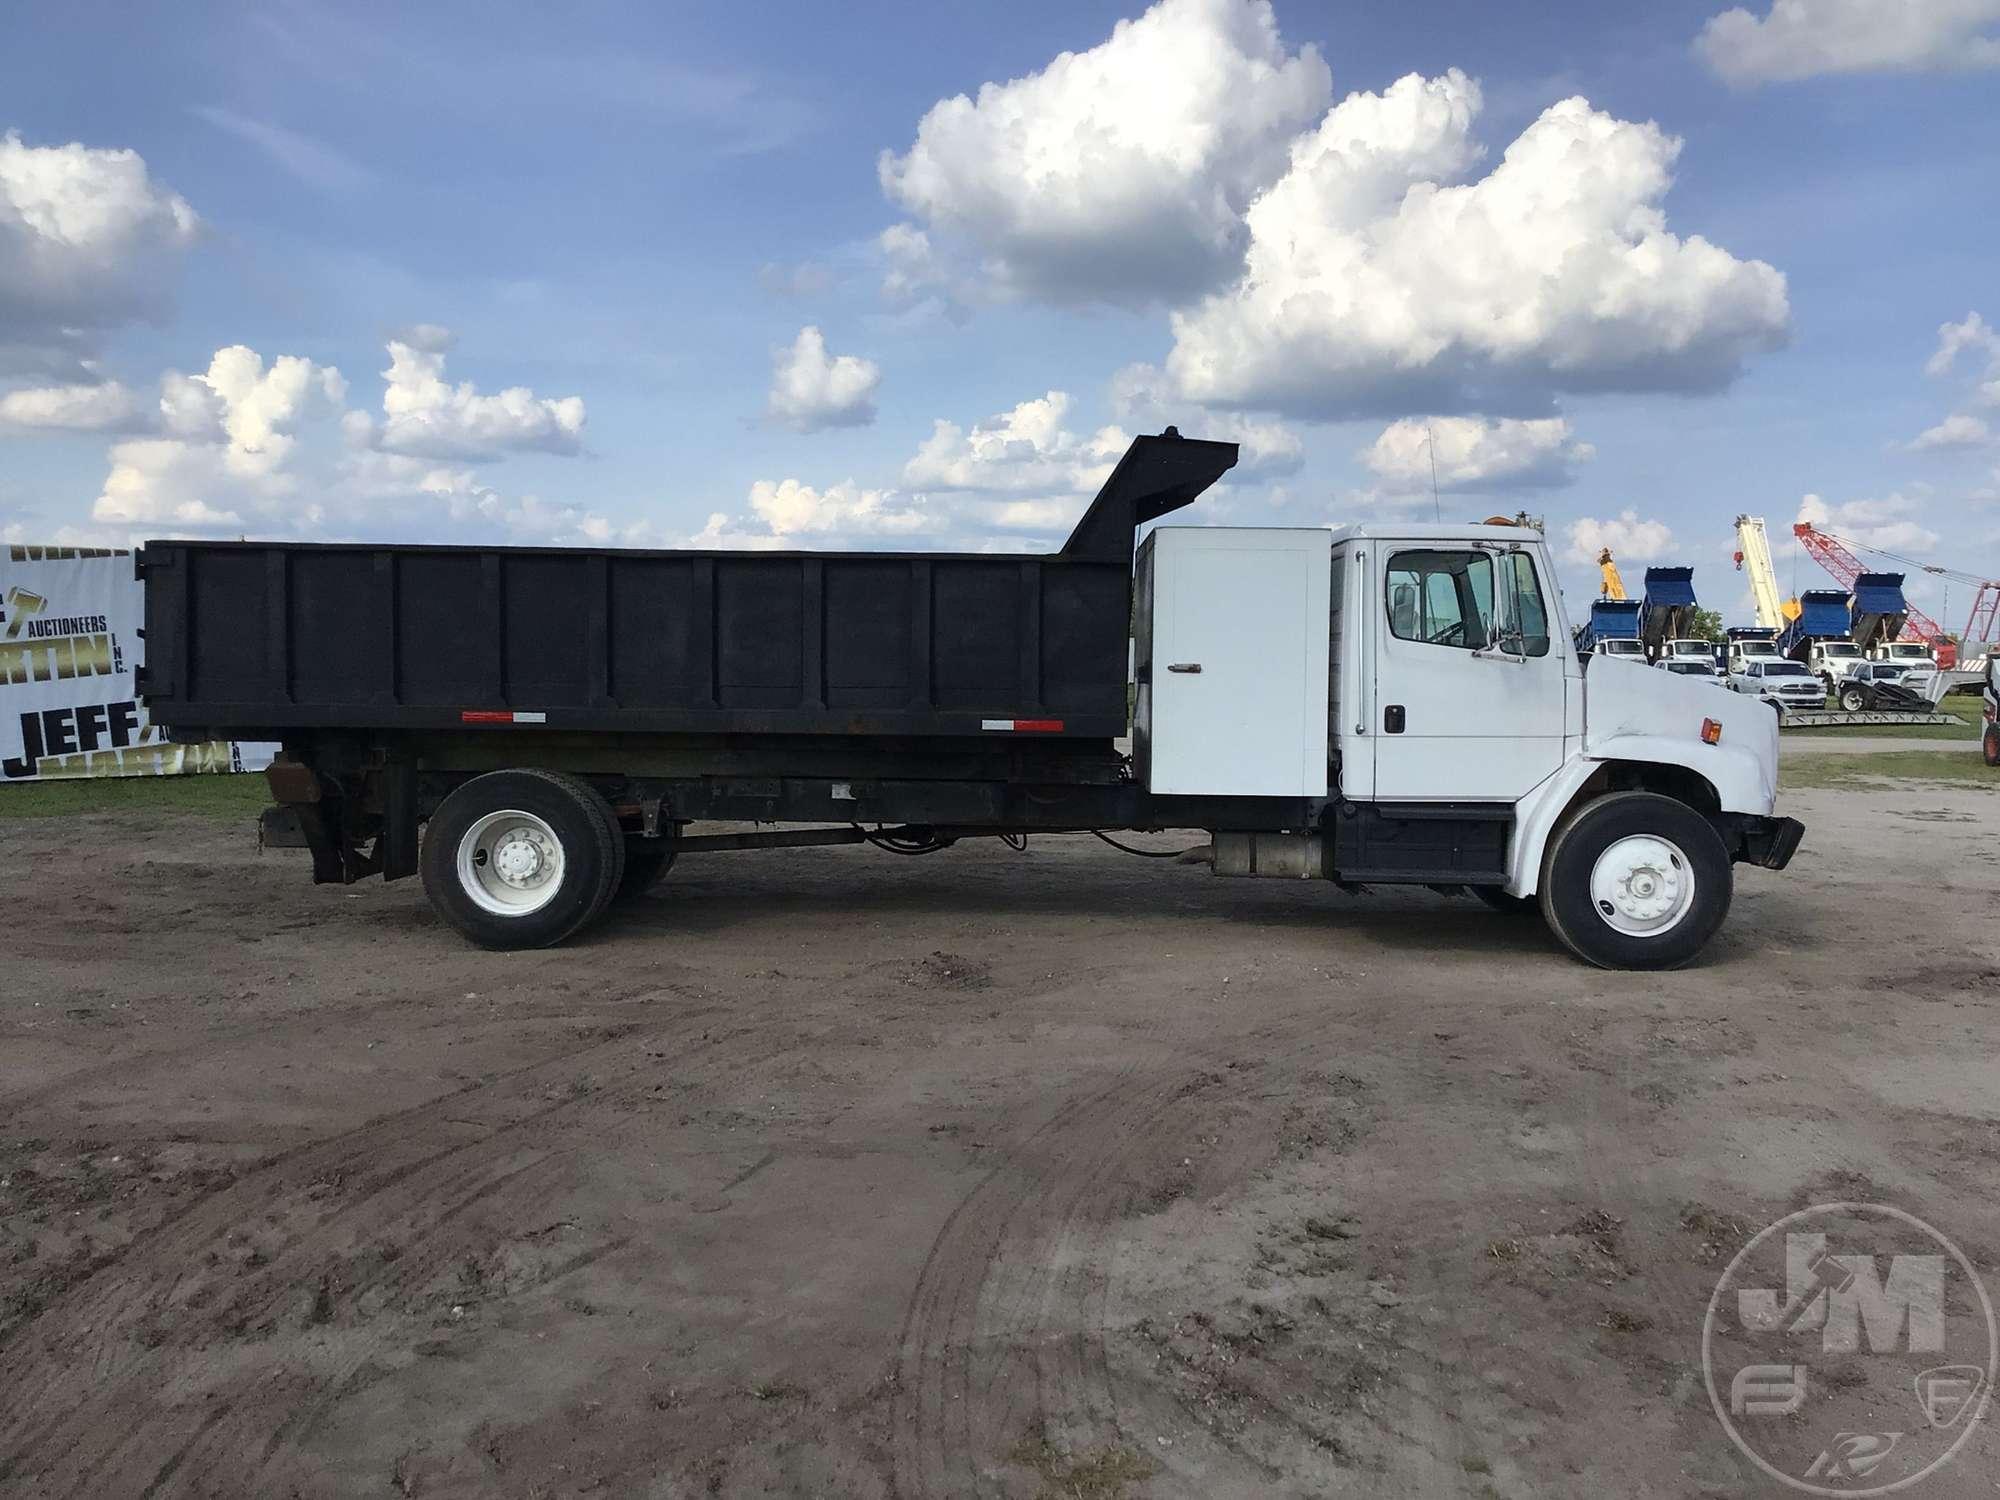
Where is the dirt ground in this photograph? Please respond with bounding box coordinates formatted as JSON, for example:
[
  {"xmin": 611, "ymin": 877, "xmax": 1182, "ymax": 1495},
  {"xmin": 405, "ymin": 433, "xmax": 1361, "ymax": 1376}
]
[{"xmin": 2, "ymin": 780, "xmax": 1997, "ymax": 1499}]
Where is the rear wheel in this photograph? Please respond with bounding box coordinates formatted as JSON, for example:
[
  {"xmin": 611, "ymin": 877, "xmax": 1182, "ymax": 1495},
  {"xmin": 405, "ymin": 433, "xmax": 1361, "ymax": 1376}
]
[
  {"xmin": 1839, "ymin": 685, "xmax": 1866, "ymax": 712},
  {"xmin": 1539, "ymin": 792, "xmax": 1732, "ymax": 970},
  {"xmin": 421, "ymin": 769, "xmax": 623, "ymax": 950},
  {"xmin": 1984, "ymin": 726, "xmax": 1999, "ymax": 768}
]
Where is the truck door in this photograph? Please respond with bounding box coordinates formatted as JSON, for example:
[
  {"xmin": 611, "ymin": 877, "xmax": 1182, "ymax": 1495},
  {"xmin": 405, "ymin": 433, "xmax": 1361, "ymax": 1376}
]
[{"xmin": 1372, "ymin": 545, "xmax": 1567, "ymax": 801}]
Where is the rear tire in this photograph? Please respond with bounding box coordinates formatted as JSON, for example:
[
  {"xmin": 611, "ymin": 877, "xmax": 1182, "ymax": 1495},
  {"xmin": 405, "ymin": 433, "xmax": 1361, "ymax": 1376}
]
[
  {"xmin": 1538, "ymin": 792, "xmax": 1732, "ymax": 971},
  {"xmin": 421, "ymin": 769, "xmax": 622, "ymax": 950},
  {"xmin": 1985, "ymin": 726, "xmax": 2000, "ymax": 768},
  {"xmin": 1839, "ymin": 686, "xmax": 1865, "ymax": 712}
]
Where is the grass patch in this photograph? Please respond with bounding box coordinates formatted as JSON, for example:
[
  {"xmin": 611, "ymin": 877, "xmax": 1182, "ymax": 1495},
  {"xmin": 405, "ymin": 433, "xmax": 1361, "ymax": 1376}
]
[
  {"xmin": 0, "ymin": 773, "xmax": 267, "ymax": 820},
  {"xmin": 1782, "ymin": 751, "xmax": 1997, "ymax": 791}
]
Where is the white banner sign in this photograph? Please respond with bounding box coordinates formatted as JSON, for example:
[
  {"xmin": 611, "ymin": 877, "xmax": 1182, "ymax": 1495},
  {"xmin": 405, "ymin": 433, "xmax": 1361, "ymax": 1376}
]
[{"xmin": 1, "ymin": 545, "xmax": 273, "ymax": 783}]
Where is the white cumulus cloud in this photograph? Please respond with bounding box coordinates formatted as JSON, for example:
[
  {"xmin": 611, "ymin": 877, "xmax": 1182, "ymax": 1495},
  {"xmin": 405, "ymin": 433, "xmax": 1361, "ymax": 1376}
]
[
  {"xmin": 1164, "ymin": 77, "xmax": 1790, "ymax": 419},
  {"xmin": 1795, "ymin": 492, "xmax": 1940, "ymax": 556},
  {"xmin": 879, "ymin": 0, "xmax": 1330, "ymax": 307},
  {"xmin": 765, "ymin": 325, "xmax": 881, "ymax": 431},
  {"xmin": 89, "ymin": 345, "xmax": 346, "ymax": 531},
  {"xmin": 0, "ymin": 131, "xmax": 201, "ymax": 375},
  {"xmin": 0, "ymin": 381, "xmax": 146, "ymax": 433},
  {"xmin": 1107, "ymin": 362, "xmax": 1303, "ymax": 478},
  {"xmin": 346, "ymin": 335, "xmax": 586, "ymax": 460},
  {"xmin": 902, "ymin": 391, "xmax": 1126, "ymax": 496},
  {"xmin": 1697, "ymin": 0, "xmax": 2000, "ymax": 85},
  {"xmin": 1925, "ymin": 310, "xmax": 2000, "ymax": 378},
  {"xmin": 1908, "ymin": 413, "xmax": 1993, "ymax": 450},
  {"xmin": 1564, "ymin": 511, "xmax": 1676, "ymax": 568},
  {"xmin": 1364, "ymin": 416, "xmax": 1593, "ymax": 492}
]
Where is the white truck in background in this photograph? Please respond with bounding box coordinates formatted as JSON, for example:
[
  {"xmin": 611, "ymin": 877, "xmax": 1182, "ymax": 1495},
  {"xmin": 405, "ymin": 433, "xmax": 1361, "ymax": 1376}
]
[{"xmin": 1803, "ymin": 638, "xmax": 1868, "ymax": 692}]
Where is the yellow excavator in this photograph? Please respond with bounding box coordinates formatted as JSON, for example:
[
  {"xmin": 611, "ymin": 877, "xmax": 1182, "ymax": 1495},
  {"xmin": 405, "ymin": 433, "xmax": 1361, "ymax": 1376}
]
[{"xmin": 1597, "ymin": 549, "xmax": 1626, "ymax": 602}]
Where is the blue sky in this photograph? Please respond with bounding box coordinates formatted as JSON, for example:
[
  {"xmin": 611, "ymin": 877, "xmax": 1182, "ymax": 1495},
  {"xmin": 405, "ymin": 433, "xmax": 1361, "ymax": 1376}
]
[{"xmin": 2, "ymin": 0, "xmax": 1998, "ymax": 632}]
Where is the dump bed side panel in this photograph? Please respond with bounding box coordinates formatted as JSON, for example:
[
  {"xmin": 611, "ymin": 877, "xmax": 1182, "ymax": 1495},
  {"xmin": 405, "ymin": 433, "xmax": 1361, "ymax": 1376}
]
[{"xmin": 138, "ymin": 544, "xmax": 1136, "ymax": 737}]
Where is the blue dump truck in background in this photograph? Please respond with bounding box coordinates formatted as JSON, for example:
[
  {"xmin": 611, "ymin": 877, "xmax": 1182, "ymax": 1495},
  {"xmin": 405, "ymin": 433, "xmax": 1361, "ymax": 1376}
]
[
  {"xmin": 1847, "ymin": 572, "xmax": 1910, "ymax": 654},
  {"xmin": 1640, "ymin": 567, "xmax": 1701, "ymax": 662},
  {"xmin": 1780, "ymin": 588, "xmax": 1866, "ymax": 689},
  {"xmin": 1571, "ymin": 599, "xmax": 1644, "ymax": 659}
]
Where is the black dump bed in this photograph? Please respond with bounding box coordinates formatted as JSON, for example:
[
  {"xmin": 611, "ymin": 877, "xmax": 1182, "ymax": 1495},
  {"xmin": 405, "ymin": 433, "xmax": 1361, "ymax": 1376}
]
[{"xmin": 138, "ymin": 431, "xmax": 1236, "ymax": 742}]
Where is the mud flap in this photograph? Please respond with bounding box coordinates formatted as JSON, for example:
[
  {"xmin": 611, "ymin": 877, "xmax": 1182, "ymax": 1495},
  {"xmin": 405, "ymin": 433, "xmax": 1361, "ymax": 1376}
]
[{"xmin": 1732, "ymin": 815, "xmax": 1804, "ymax": 870}]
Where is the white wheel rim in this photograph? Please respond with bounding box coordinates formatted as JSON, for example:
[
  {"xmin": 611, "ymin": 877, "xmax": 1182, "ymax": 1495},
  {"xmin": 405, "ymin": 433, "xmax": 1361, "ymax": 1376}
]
[
  {"xmin": 1588, "ymin": 834, "xmax": 1695, "ymax": 938},
  {"xmin": 456, "ymin": 809, "xmax": 567, "ymax": 917}
]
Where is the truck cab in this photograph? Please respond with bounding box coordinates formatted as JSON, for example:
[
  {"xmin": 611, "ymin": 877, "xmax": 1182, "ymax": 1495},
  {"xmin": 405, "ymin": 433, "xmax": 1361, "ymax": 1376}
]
[
  {"xmin": 1729, "ymin": 639, "xmax": 1783, "ymax": 667},
  {"xmin": 1871, "ymin": 640, "xmax": 1937, "ymax": 677},
  {"xmin": 1140, "ymin": 523, "xmax": 1799, "ymax": 967},
  {"xmin": 1805, "ymin": 639, "xmax": 1866, "ymax": 690},
  {"xmin": 1666, "ymin": 638, "xmax": 1714, "ymax": 664}
]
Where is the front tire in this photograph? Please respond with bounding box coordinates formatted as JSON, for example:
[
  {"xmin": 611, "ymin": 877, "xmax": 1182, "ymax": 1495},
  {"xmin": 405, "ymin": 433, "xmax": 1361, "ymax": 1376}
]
[
  {"xmin": 1538, "ymin": 792, "xmax": 1732, "ymax": 971},
  {"xmin": 421, "ymin": 769, "xmax": 624, "ymax": 950},
  {"xmin": 1984, "ymin": 726, "xmax": 2000, "ymax": 768}
]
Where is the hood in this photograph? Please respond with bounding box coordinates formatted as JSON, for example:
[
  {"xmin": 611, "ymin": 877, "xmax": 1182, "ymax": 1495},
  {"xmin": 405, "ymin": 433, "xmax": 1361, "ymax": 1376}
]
[{"xmin": 1583, "ymin": 653, "xmax": 1778, "ymax": 815}]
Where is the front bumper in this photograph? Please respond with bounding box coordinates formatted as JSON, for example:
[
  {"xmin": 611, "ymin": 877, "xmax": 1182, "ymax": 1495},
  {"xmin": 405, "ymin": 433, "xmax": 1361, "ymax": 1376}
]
[{"xmin": 1725, "ymin": 815, "xmax": 1805, "ymax": 871}]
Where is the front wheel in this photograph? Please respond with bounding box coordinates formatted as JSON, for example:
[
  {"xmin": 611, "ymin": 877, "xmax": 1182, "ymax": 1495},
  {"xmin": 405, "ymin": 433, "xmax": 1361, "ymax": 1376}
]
[
  {"xmin": 420, "ymin": 769, "xmax": 624, "ymax": 950},
  {"xmin": 1985, "ymin": 726, "xmax": 1999, "ymax": 768},
  {"xmin": 1539, "ymin": 792, "xmax": 1732, "ymax": 970}
]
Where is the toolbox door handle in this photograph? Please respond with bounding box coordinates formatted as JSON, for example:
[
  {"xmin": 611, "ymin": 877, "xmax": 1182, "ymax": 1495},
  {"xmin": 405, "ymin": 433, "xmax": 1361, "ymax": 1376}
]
[{"xmin": 1166, "ymin": 662, "xmax": 1202, "ymax": 674}]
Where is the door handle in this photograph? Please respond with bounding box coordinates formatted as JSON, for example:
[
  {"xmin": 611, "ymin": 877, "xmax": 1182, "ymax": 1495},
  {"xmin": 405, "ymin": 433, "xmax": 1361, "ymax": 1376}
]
[
  {"xmin": 1384, "ymin": 705, "xmax": 1405, "ymax": 733},
  {"xmin": 1167, "ymin": 662, "xmax": 1202, "ymax": 674}
]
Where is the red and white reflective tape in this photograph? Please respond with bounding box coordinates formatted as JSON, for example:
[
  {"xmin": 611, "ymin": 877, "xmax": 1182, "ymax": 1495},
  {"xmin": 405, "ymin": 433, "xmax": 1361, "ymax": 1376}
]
[
  {"xmin": 459, "ymin": 710, "xmax": 548, "ymax": 725},
  {"xmin": 980, "ymin": 718, "xmax": 1064, "ymax": 733}
]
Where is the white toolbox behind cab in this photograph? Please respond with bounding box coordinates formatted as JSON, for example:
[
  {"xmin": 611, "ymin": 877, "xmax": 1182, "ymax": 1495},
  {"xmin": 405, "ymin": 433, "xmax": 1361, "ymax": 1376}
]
[{"xmin": 1134, "ymin": 528, "xmax": 1330, "ymax": 797}]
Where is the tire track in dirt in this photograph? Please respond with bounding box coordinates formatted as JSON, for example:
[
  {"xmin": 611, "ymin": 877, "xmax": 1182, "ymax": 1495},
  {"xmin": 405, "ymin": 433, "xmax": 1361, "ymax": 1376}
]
[
  {"xmin": 0, "ymin": 998, "xmax": 798, "ymax": 1500},
  {"xmin": 887, "ymin": 1019, "xmax": 1320, "ymax": 1499}
]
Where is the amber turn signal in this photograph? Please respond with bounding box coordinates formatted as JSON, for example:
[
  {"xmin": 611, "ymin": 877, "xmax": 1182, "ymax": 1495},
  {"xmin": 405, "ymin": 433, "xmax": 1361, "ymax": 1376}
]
[{"xmin": 1700, "ymin": 717, "xmax": 1723, "ymax": 745}]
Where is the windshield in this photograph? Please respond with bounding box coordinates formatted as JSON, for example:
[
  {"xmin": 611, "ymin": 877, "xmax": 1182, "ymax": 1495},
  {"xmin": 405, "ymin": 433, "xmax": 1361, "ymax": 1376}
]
[
  {"xmin": 1666, "ymin": 663, "xmax": 1711, "ymax": 675},
  {"xmin": 1766, "ymin": 664, "xmax": 1813, "ymax": 678},
  {"xmin": 1886, "ymin": 644, "xmax": 1928, "ymax": 659},
  {"xmin": 1821, "ymin": 643, "xmax": 1861, "ymax": 657}
]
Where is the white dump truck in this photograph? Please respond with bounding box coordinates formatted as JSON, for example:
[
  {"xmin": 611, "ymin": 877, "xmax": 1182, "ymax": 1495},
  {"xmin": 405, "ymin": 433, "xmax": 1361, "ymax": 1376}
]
[{"xmin": 139, "ymin": 432, "xmax": 1803, "ymax": 970}]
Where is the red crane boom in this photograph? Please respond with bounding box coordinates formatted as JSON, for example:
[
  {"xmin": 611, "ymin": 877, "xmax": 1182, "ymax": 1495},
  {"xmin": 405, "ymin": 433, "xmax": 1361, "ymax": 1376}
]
[{"xmin": 1791, "ymin": 523, "xmax": 1959, "ymax": 667}]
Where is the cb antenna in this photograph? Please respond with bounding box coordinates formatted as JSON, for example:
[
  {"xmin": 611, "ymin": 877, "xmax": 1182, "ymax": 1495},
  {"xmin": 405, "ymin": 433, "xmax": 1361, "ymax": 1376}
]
[{"xmin": 1425, "ymin": 420, "xmax": 1441, "ymax": 524}]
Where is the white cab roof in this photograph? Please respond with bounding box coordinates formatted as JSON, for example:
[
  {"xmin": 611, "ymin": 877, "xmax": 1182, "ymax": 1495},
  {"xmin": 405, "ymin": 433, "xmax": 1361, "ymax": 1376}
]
[{"xmin": 1328, "ymin": 522, "xmax": 1546, "ymax": 545}]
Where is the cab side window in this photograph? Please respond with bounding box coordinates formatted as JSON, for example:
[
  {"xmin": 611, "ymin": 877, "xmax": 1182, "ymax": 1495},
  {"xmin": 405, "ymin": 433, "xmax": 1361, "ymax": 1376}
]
[
  {"xmin": 1500, "ymin": 552, "xmax": 1551, "ymax": 658},
  {"xmin": 1385, "ymin": 549, "xmax": 1550, "ymax": 657},
  {"xmin": 1385, "ymin": 550, "xmax": 1493, "ymax": 650}
]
